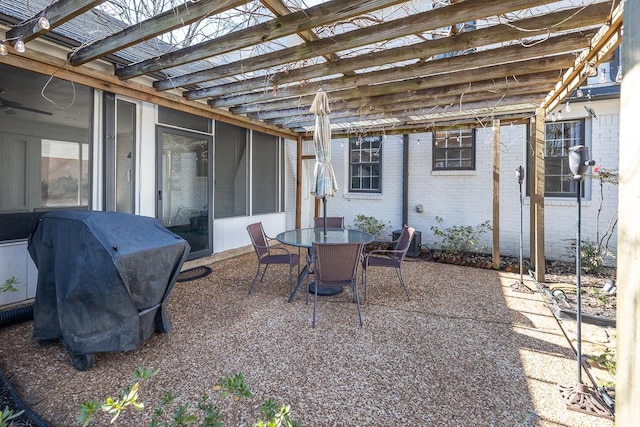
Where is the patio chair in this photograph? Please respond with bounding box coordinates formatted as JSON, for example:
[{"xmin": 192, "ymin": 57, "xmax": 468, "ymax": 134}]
[
  {"xmin": 246, "ymin": 222, "xmax": 300, "ymax": 295},
  {"xmin": 313, "ymin": 216, "xmax": 344, "ymax": 228},
  {"xmin": 361, "ymin": 225, "xmax": 415, "ymax": 301},
  {"xmin": 307, "ymin": 242, "xmax": 364, "ymax": 328}
]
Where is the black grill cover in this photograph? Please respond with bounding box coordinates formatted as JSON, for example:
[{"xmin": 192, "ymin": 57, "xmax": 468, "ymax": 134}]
[{"xmin": 28, "ymin": 210, "xmax": 190, "ymax": 356}]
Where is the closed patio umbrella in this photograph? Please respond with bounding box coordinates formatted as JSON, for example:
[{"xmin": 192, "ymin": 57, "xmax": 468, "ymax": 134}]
[{"xmin": 310, "ymin": 89, "xmax": 338, "ymax": 236}]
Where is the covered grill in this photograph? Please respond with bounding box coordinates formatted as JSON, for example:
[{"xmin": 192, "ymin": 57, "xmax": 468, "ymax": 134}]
[{"xmin": 28, "ymin": 210, "xmax": 190, "ymax": 370}]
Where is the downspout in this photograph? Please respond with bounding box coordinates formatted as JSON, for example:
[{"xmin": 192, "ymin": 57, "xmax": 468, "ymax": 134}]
[{"xmin": 402, "ymin": 134, "xmax": 409, "ymax": 227}]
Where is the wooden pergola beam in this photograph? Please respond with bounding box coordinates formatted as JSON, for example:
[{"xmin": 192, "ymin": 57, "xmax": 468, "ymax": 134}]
[
  {"xmin": 260, "ymin": 0, "xmax": 351, "ymax": 69},
  {"xmin": 225, "ymin": 47, "xmax": 580, "ymax": 114},
  {"xmin": 542, "ymin": 0, "xmax": 624, "ymax": 112},
  {"xmin": 116, "ymin": 0, "xmax": 407, "ymax": 80},
  {"xmin": 0, "ymin": 50, "xmax": 296, "ymax": 140},
  {"xmin": 271, "ymin": 88, "xmax": 550, "ymax": 129},
  {"xmin": 155, "ymin": 0, "xmax": 559, "ymax": 90},
  {"xmin": 185, "ymin": 1, "xmax": 611, "ymax": 101},
  {"xmin": 259, "ymin": 73, "xmax": 560, "ymax": 124},
  {"xmin": 294, "ymin": 103, "xmax": 542, "ymax": 139},
  {"xmin": 327, "ymin": 113, "xmax": 533, "ymax": 139},
  {"xmin": 6, "ymin": 0, "xmax": 106, "ymax": 45},
  {"xmin": 69, "ymin": 0, "xmax": 249, "ymax": 65},
  {"xmin": 492, "ymin": 119, "xmax": 500, "ymax": 269},
  {"xmin": 529, "ymin": 108, "xmax": 546, "ymax": 282}
]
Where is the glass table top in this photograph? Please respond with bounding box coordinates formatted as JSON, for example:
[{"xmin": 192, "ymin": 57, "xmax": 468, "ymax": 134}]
[{"xmin": 276, "ymin": 228, "xmax": 374, "ymax": 248}]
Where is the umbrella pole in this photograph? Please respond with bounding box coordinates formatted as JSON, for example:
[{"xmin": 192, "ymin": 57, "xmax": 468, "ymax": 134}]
[{"xmin": 323, "ymin": 197, "xmax": 327, "ymax": 237}]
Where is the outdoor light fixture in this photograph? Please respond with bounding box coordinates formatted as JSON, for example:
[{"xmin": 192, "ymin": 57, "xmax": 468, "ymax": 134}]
[
  {"xmin": 0, "ymin": 41, "xmax": 7, "ymax": 56},
  {"xmin": 515, "ymin": 165, "xmax": 524, "ymax": 184},
  {"xmin": 565, "ymin": 101, "xmax": 571, "ymax": 113},
  {"xmin": 582, "ymin": 61, "xmax": 597, "ymax": 78},
  {"xmin": 14, "ymin": 38, "xmax": 25, "ymax": 53},
  {"xmin": 558, "ymin": 146, "xmax": 611, "ymax": 418},
  {"xmin": 35, "ymin": 15, "xmax": 50, "ymax": 31},
  {"xmin": 598, "ymin": 68, "xmax": 606, "ymax": 84},
  {"xmin": 615, "ymin": 66, "xmax": 623, "ymax": 83}
]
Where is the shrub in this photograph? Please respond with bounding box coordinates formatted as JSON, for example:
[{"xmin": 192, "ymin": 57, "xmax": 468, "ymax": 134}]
[
  {"xmin": 351, "ymin": 214, "xmax": 391, "ymax": 239},
  {"xmin": 430, "ymin": 216, "xmax": 492, "ymax": 255},
  {"xmin": 566, "ymin": 239, "xmax": 614, "ymax": 275}
]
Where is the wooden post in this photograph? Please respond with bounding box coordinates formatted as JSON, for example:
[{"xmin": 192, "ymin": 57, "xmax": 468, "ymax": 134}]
[
  {"xmin": 616, "ymin": 1, "xmax": 640, "ymax": 425},
  {"xmin": 492, "ymin": 119, "xmax": 500, "ymax": 269},
  {"xmin": 529, "ymin": 108, "xmax": 545, "ymax": 282}
]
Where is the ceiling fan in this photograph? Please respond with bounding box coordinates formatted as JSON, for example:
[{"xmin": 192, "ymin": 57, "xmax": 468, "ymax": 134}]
[{"xmin": 0, "ymin": 88, "xmax": 52, "ymax": 116}]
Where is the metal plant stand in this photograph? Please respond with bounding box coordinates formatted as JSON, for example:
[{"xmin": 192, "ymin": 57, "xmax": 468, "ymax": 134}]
[{"xmin": 557, "ymin": 145, "xmax": 613, "ymax": 419}]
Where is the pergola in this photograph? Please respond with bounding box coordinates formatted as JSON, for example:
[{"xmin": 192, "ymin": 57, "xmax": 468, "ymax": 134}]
[
  {"xmin": 3, "ymin": 0, "xmax": 623, "ymax": 281},
  {"xmin": 1, "ymin": 0, "xmax": 622, "ymax": 136},
  {"xmin": 1, "ymin": 2, "xmax": 639, "ymax": 424}
]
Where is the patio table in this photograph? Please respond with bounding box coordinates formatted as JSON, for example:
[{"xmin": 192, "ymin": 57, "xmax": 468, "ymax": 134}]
[{"xmin": 277, "ymin": 227, "xmax": 374, "ymax": 302}]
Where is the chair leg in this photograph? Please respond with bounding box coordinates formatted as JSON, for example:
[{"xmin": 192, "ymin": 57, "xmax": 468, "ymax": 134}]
[
  {"xmin": 248, "ymin": 263, "xmax": 263, "ymax": 294},
  {"xmin": 312, "ymin": 285, "xmax": 318, "ymax": 328},
  {"xmin": 362, "ymin": 267, "xmax": 368, "ymax": 301},
  {"xmin": 354, "ymin": 284, "xmax": 363, "ymax": 327},
  {"xmin": 396, "ymin": 267, "xmax": 410, "ymax": 301},
  {"xmin": 260, "ymin": 264, "xmax": 269, "ymax": 281}
]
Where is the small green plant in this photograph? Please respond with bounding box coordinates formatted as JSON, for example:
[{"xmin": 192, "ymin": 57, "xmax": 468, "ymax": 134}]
[
  {"xmin": 352, "ymin": 214, "xmax": 391, "ymax": 239},
  {"xmin": 214, "ymin": 372, "xmax": 253, "ymax": 400},
  {"xmin": 1, "ymin": 405, "xmax": 25, "ymax": 427},
  {"xmin": 79, "ymin": 369, "xmax": 298, "ymax": 426},
  {"xmin": 590, "ymin": 287, "xmax": 610, "ymax": 306},
  {"xmin": 78, "ymin": 367, "xmax": 157, "ymax": 426},
  {"xmin": 1, "ymin": 277, "xmax": 19, "ymax": 294},
  {"xmin": 255, "ymin": 401, "xmax": 299, "ymax": 427},
  {"xmin": 590, "ymin": 347, "xmax": 616, "ymax": 377},
  {"xmin": 430, "ymin": 216, "xmax": 492, "ymax": 255}
]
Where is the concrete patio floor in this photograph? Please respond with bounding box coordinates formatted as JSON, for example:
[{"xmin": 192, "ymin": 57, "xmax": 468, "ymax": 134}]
[{"xmin": 0, "ymin": 251, "xmax": 615, "ymax": 426}]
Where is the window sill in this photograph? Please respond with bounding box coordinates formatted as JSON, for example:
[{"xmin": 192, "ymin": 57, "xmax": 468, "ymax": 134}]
[
  {"xmin": 431, "ymin": 170, "xmax": 476, "ymax": 176},
  {"xmin": 343, "ymin": 193, "xmax": 383, "ymax": 201},
  {"xmin": 524, "ymin": 198, "xmax": 592, "ymax": 207}
]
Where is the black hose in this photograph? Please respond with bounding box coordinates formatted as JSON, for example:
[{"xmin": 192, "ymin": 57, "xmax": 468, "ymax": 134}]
[{"xmin": 0, "ymin": 303, "xmax": 34, "ymax": 327}]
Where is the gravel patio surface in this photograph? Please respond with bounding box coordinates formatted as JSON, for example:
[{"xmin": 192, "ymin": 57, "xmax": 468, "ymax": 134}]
[{"xmin": 0, "ymin": 250, "xmax": 615, "ymax": 426}]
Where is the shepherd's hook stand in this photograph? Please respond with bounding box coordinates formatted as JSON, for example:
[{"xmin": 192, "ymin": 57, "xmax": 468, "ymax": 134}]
[
  {"xmin": 511, "ymin": 165, "xmax": 533, "ymax": 293},
  {"xmin": 557, "ymin": 146, "xmax": 613, "ymax": 420}
]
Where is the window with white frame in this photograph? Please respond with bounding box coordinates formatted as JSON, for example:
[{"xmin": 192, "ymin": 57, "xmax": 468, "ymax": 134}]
[
  {"xmin": 432, "ymin": 129, "xmax": 475, "ymax": 170},
  {"xmin": 349, "ymin": 136, "xmax": 382, "ymax": 193},
  {"xmin": 543, "ymin": 120, "xmax": 585, "ymax": 197}
]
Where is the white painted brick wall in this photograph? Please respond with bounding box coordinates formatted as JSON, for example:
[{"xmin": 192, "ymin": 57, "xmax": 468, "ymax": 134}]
[{"xmin": 284, "ymin": 98, "xmax": 619, "ymax": 263}]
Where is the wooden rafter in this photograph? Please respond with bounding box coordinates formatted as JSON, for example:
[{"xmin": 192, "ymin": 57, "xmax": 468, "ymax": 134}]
[
  {"xmin": 0, "ymin": 0, "xmax": 620, "ymax": 137},
  {"xmin": 153, "ymin": 0, "xmax": 561, "ymax": 90},
  {"xmin": 185, "ymin": 2, "xmax": 611, "ymax": 101},
  {"xmin": 250, "ymin": 70, "xmax": 562, "ymax": 123},
  {"xmin": 116, "ymin": 0, "xmax": 408, "ymax": 80},
  {"xmin": 6, "ymin": 0, "xmax": 106, "ymax": 44},
  {"xmin": 222, "ymin": 34, "xmax": 589, "ymax": 113},
  {"xmin": 542, "ymin": 0, "xmax": 623, "ymax": 112},
  {"xmin": 267, "ymin": 86, "xmax": 555, "ymax": 129},
  {"xmin": 69, "ymin": 0, "xmax": 249, "ymax": 65},
  {"xmin": 259, "ymin": 0, "xmax": 350, "ymax": 70}
]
